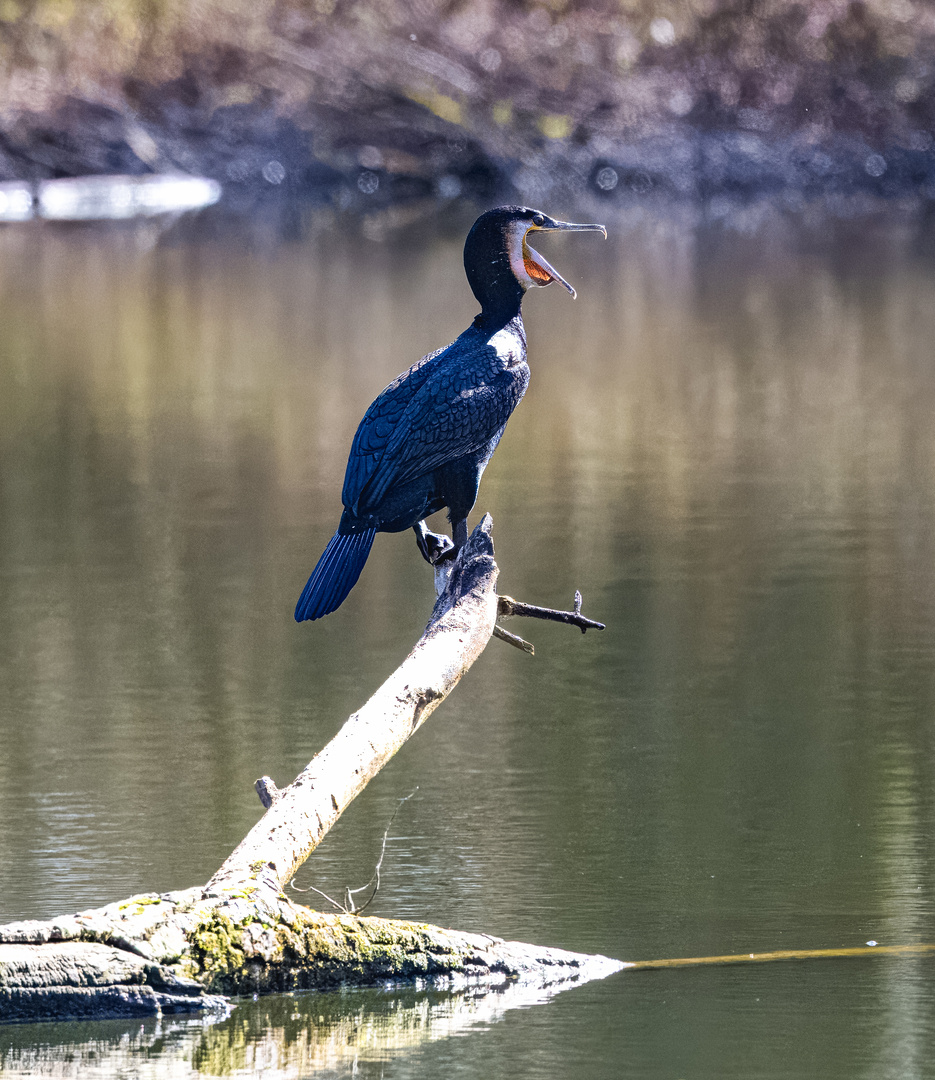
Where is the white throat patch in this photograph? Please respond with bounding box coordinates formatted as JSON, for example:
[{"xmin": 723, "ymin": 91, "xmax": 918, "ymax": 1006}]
[{"xmin": 504, "ymin": 220, "xmax": 541, "ymax": 291}]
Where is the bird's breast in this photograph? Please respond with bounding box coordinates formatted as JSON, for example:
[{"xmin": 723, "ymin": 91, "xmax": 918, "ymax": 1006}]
[{"xmin": 486, "ymin": 325, "xmax": 526, "ymax": 371}]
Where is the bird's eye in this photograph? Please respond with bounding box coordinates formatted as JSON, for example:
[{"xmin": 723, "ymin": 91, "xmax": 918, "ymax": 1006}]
[{"xmin": 532, "ymin": 214, "xmax": 545, "ymax": 227}]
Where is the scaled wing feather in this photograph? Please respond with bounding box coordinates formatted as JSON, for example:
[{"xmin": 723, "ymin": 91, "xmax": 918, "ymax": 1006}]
[{"xmin": 354, "ymin": 335, "xmax": 526, "ymax": 513}]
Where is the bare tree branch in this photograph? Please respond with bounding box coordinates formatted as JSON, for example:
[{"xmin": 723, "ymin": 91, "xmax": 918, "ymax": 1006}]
[
  {"xmin": 493, "ymin": 623, "xmax": 535, "ymax": 654},
  {"xmin": 497, "ymin": 590, "xmax": 605, "ymax": 634}
]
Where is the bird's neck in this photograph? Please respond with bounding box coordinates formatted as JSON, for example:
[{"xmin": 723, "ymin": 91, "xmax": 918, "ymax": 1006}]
[{"xmin": 473, "ymin": 302, "xmax": 525, "ymax": 334}]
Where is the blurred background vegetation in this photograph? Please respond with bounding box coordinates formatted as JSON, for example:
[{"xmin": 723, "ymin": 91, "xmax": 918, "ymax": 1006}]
[{"xmin": 2, "ymin": 0, "xmax": 935, "ymax": 211}]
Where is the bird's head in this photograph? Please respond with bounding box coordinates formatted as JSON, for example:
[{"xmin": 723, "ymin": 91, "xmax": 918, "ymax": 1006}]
[{"xmin": 464, "ymin": 206, "xmax": 606, "ymax": 320}]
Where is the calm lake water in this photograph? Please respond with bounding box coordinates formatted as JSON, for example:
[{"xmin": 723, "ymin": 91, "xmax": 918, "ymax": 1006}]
[{"xmin": 1, "ymin": 197, "xmax": 935, "ymax": 1077}]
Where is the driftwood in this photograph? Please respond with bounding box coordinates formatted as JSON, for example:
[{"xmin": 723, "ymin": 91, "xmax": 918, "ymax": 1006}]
[{"xmin": 0, "ymin": 516, "xmax": 618, "ymax": 1024}]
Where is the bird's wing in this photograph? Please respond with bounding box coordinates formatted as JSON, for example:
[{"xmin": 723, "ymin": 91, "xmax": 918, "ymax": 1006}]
[
  {"xmin": 355, "ymin": 337, "xmax": 527, "ymax": 512},
  {"xmin": 342, "ymin": 345, "xmax": 446, "ymax": 512}
]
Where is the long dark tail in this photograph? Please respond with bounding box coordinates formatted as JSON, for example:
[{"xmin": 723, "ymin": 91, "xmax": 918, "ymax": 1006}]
[{"xmin": 294, "ymin": 527, "xmax": 376, "ymax": 622}]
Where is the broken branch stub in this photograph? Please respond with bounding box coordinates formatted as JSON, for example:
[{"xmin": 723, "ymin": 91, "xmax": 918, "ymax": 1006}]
[{"xmin": 497, "ymin": 590, "xmax": 605, "ymax": 634}]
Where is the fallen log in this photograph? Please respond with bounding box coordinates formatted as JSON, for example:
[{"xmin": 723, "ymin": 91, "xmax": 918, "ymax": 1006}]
[{"xmin": 0, "ymin": 516, "xmax": 618, "ymax": 1024}]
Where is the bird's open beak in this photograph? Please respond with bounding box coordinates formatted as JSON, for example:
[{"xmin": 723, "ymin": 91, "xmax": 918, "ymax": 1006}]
[{"xmin": 523, "ymin": 218, "xmax": 607, "ymax": 299}]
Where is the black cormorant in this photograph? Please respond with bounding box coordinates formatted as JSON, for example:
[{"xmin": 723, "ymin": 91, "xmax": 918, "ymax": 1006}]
[{"xmin": 295, "ymin": 205, "xmax": 606, "ymax": 621}]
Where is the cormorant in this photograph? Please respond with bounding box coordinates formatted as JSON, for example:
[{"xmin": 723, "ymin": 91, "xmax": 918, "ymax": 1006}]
[{"xmin": 295, "ymin": 205, "xmax": 606, "ymax": 622}]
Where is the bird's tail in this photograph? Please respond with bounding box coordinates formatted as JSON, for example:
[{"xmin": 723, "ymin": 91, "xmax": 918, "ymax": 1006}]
[{"xmin": 294, "ymin": 527, "xmax": 377, "ymax": 622}]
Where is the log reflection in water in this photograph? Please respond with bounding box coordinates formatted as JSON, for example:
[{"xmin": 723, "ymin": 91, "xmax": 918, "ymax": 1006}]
[{"xmin": 0, "ymin": 971, "xmax": 612, "ymax": 1078}]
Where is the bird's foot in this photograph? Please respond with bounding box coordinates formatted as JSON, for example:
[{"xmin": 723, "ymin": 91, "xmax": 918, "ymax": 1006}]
[
  {"xmin": 416, "ymin": 526, "xmax": 456, "ymax": 566},
  {"xmin": 432, "ymin": 542, "xmax": 459, "ymax": 565}
]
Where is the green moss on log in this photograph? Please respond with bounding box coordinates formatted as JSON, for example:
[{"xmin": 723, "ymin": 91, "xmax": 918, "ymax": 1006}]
[
  {"xmin": 185, "ymin": 912, "xmax": 247, "ymax": 991},
  {"xmin": 117, "ymin": 893, "xmax": 164, "ymax": 911},
  {"xmin": 179, "ymin": 900, "xmax": 507, "ymax": 995}
]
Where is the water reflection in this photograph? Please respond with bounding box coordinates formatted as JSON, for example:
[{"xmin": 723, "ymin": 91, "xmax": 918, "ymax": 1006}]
[{"xmin": 0, "ymin": 976, "xmax": 601, "ymax": 1078}]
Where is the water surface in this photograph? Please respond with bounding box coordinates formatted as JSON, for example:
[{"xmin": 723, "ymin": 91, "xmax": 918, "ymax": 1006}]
[{"xmin": 1, "ymin": 201, "xmax": 934, "ymax": 1076}]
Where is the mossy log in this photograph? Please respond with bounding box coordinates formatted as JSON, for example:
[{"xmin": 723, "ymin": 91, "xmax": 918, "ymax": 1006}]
[{"xmin": 0, "ymin": 517, "xmax": 618, "ymax": 1024}]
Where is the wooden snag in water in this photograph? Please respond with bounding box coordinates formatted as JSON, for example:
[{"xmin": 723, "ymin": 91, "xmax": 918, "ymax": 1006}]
[{"xmin": 0, "ymin": 515, "xmax": 618, "ymax": 1024}]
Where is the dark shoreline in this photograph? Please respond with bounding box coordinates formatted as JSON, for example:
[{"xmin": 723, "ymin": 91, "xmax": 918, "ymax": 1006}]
[{"xmin": 3, "ymin": 96, "xmax": 934, "ymax": 228}]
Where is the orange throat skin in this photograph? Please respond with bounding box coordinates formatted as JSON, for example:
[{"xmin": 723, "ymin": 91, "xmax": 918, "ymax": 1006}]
[{"xmin": 523, "ymin": 249, "xmax": 553, "ymax": 286}]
